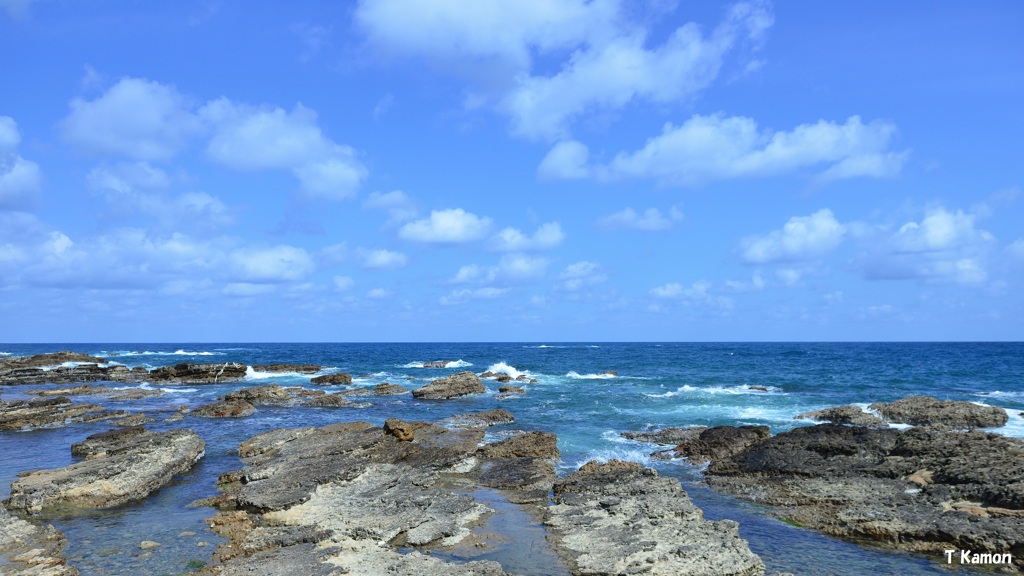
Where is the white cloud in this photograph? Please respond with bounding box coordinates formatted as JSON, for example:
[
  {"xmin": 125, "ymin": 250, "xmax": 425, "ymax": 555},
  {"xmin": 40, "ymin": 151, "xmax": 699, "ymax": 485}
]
[
  {"xmin": 363, "ymin": 190, "xmax": 417, "ymax": 224},
  {"xmin": 858, "ymin": 207, "xmax": 996, "ymax": 285},
  {"xmin": 649, "ymin": 280, "xmax": 733, "ymax": 310},
  {"xmin": 439, "ymin": 286, "xmax": 509, "ymax": 306},
  {"xmin": 366, "ymin": 287, "xmax": 392, "ymax": 299},
  {"xmin": 60, "ymin": 78, "xmax": 204, "ymax": 161},
  {"xmin": 545, "ymin": 115, "xmax": 908, "ymax": 186},
  {"xmin": 333, "ymin": 275, "xmax": 354, "ymax": 291},
  {"xmin": 559, "ymin": 260, "xmax": 607, "ymax": 291},
  {"xmin": 650, "ymin": 282, "xmax": 683, "ymax": 298},
  {"xmin": 231, "ymin": 245, "xmax": 315, "ymax": 283},
  {"xmin": 0, "ymin": 116, "xmax": 42, "ymax": 211},
  {"xmin": 597, "ymin": 206, "xmax": 683, "ymax": 231},
  {"xmin": 740, "ymin": 209, "xmax": 846, "ymax": 264},
  {"xmin": 357, "ymin": 247, "xmax": 408, "ymax": 269},
  {"xmin": 489, "ymin": 221, "xmax": 565, "ymax": 251},
  {"xmin": 357, "ymin": 0, "xmax": 772, "ymax": 140},
  {"xmin": 398, "ymin": 208, "xmax": 492, "ymax": 243},
  {"xmin": 1007, "ymin": 238, "xmax": 1024, "ymax": 261},
  {"xmin": 497, "ymin": 253, "xmax": 548, "ymax": 280},
  {"xmin": 202, "ymin": 99, "xmax": 366, "ymax": 200},
  {"xmin": 222, "ymin": 283, "xmax": 277, "ymax": 297}
]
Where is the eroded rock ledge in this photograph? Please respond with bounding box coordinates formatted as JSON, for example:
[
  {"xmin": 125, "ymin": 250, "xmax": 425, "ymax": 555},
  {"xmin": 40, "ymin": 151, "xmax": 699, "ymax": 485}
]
[
  {"xmin": 198, "ymin": 417, "xmax": 765, "ymax": 576},
  {"xmin": 0, "ymin": 503, "xmax": 78, "ymax": 576},
  {"xmin": 5, "ymin": 426, "xmax": 205, "ymax": 515}
]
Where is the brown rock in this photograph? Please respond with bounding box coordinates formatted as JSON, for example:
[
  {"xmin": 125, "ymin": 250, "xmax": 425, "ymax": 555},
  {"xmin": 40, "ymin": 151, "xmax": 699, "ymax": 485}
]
[
  {"xmin": 309, "ymin": 372, "xmax": 353, "ymax": 385},
  {"xmin": 252, "ymin": 363, "xmax": 321, "ymax": 374},
  {"xmin": 192, "ymin": 399, "xmax": 255, "ymax": 418},
  {"xmin": 411, "ymin": 371, "xmax": 485, "ymax": 400},
  {"xmin": 372, "ymin": 382, "xmax": 408, "ymax": 396}
]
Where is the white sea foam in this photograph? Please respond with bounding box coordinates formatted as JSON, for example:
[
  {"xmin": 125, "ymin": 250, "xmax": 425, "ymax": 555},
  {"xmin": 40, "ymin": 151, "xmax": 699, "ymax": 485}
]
[
  {"xmin": 565, "ymin": 371, "xmax": 615, "ymax": 380},
  {"xmin": 569, "ymin": 446, "xmax": 657, "ymax": 470},
  {"xmin": 138, "ymin": 382, "xmax": 198, "ymax": 394},
  {"xmin": 996, "ymin": 410, "xmax": 1024, "ymax": 438},
  {"xmin": 645, "ymin": 384, "xmax": 781, "ymax": 398},
  {"xmin": 107, "ymin": 349, "xmax": 223, "ymax": 357},
  {"xmin": 400, "ymin": 359, "xmax": 472, "ymax": 369},
  {"xmin": 486, "ymin": 362, "xmax": 530, "ymax": 379},
  {"xmin": 975, "ymin": 390, "xmax": 1024, "ymax": 400},
  {"xmin": 0, "ymin": 352, "xmax": 11, "ymax": 356},
  {"xmin": 244, "ymin": 366, "xmax": 314, "ymax": 380}
]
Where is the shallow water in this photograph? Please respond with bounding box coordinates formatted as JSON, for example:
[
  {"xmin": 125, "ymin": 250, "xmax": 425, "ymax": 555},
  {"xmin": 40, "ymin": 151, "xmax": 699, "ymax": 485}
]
[{"xmin": 2, "ymin": 342, "xmax": 1021, "ymax": 575}]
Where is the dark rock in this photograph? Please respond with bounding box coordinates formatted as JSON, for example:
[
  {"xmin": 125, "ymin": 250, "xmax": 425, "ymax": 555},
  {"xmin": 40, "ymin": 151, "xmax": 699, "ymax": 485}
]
[
  {"xmin": 147, "ymin": 362, "xmax": 246, "ymax": 384},
  {"xmin": 0, "ymin": 396, "xmax": 124, "ymax": 431},
  {"xmin": 444, "ymin": 409, "xmax": 515, "ymax": 428},
  {"xmin": 411, "ymin": 371, "xmax": 485, "ymax": 400},
  {"xmin": 498, "ymin": 385, "xmax": 524, "ymax": 394},
  {"xmin": 495, "ymin": 374, "xmax": 511, "ymax": 383},
  {"xmin": 748, "ymin": 385, "xmax": 768, "ymax": 392},
  {"xmin": 706, "ymin": 424, "xmax": 1024, "ymax": 570},
  {"xmin": 477, "ymin": 431, "xmax": 560, "ymax": 505},
  {"xmin": 869, "ymin": 396, "xmax": 1008, "ymax": 429},
  {"xmin": 622, "ymin": 426, "xmax": 707, "ymax": 446},
  {"xmin": 795, "ymin": 405, "xmax": 888, "ymax": 428},
  {"xmin": 546, "ymin": 460, "xmax": 765, "ymax": 576},
  {"xmin": 29, "ymin": 384, "xmax": 165, "ymax": 402},
  {"xmin": 0, "ymin": 351, "xmax": 107, "ymax": 369},
  {"xmin": 422, "ymin": 360, "xmax": 451, "ymax": 368},
  {"xmin": 669, "ymin": 425, "xmax": 771, "ymax": 466},
  {"xmin": 372, "ymin": 382, "xmax": 408, "ymax": 396},
  {"xmin": 301, "ymin": 394, "xmax": 365, "ymax": 408},
  {"xmin": 224, "ymin": 383, "xmax": 293, "ymax": 405},
  {"xmin": 0, "ymin": 502, "xmax": 79, "ymax": 575},
  {"xmin": 0, "ymin": 352, "xmax": 143, "ymax": 386},
  {"xmin": 478, "ymin": 431, "xmax": 558, "ymax": 460},
  {"xmin": 601, "ymin": 370, "xmax": 618, "ymax": 376},
  {"xmin": 111, "ymin": 413, "xmax": 154, "ymax": 427},
  {"xmin": 6, "ymin": 427, "xmax": 205, "ymax": 514},
  {"xmin": 192, "ymin": 399, "xmax": 255, "ymax": 418},
  {"xmin": 309, "ymin": 372, "xmax": 353, "ymax": 385},
  {"xmin": 252, "ymin": 363, "xmax": 321, "ymax": 374}
]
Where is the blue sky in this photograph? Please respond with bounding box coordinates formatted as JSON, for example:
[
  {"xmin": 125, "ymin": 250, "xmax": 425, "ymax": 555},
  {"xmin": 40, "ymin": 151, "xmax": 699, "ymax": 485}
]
[{"xmin": 1, "ymin": 1, "xmax": 1022, "ymax": 342}]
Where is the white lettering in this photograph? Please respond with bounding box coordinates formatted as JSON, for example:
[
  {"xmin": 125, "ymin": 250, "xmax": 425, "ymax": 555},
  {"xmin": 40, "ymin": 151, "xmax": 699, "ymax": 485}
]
[
  {"xmin": 944, "ymin": 549, "xmax": 955, "ymax": 563},
  {"xmin": 961, "ymin": 550, "xmax": 971, "ymax": 563}
]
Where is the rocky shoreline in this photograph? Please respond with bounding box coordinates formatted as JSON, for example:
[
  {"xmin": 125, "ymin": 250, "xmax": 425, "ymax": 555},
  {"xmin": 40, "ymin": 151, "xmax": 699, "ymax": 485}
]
[{"xmin": 3, "ymin": 351, "xmax": 1023, "ymax": 574}]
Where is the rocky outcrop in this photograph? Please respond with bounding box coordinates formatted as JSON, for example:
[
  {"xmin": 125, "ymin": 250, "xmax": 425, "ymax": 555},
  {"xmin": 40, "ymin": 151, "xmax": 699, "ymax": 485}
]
[
  {"xmin": 0, "ymin": 352, "xmax": 145, "ymax": 386},
  {"xmin": 622, "ymin": 426, "xmax": 707, "ymax": 445},
  {"xmin": 309, "ymin": 372, "xmax": 352, "ymax": 385},
  {"xmin": 201, "ymin": 420, "xmax": 510, "ymax": 575},
  {"xmin": 868, "ymin": 396, "xmax": 1008, "ymax": 429},
  {"xmin": 422, "ymin": 360, "xmax": 451, "ymax": 368},
  {"xmin": 192, "ymin": 399, "xmax": 255, "ymax": 418},
  {"xmin": 0, "ymin": 396, "xmax": 128, "ymax": 431},
  {"xmin": 795, "ymin": 405, "xmax": 887, "ymax": 428},
  {"xmin": 25, "ymin": 384, "xmax": 164, "ymax": 401},
  {"xmin": 6, "ymin": 427, "xmax": 205, "ymax": 515},
  {"xmin": 0, "ymin": 503, "xmax": 79, "ymax": 575},
  {"xmin": 545, "ymin": 460, "xmax": 765, "ymax": 576},
  {"xmin": 221, "ymin": 383, "xmax": 367, "ymax": 409},
  {"xmin": 705, "ymin": 424, "xmax": 1024, "ymax": 570},
  {"xmin": 148, "ymin": 362, "xmax": 246, "ymax": 384},
  {"xmin": 663, "ymin": 425, "xmax": 771, "ymax": 466},
  {"xmin": 476, "ymin": 431, "xmax": 559, "ymax": 505},
  {"xmin": 252, "ymin": 363, "xmax": 320, "ymax": 374},
  {"xmin": 412, "ymin": 371, "xmax": 485, "ymax": 400},
  {"xmin": 443, "ymin": 409, "xmax": 515, "ymax": 428},
  {"xmin": 372, "ymin": 382, "xmax": 408, "ymax": 396}
]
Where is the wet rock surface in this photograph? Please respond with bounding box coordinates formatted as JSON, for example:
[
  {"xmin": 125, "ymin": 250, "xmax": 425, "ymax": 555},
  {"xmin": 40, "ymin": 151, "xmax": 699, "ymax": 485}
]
[
  {"xmin": 0, "ymin": 396, "xmax": 128, "ymax": 431},
  {"xmin": 26, "ymin": 383, "xmax": 165, "ymax": 401},
  {"xmin": 443, "ymin": 409, "xmax": 515, "ymax": 428},
  {"xmin": 545, "ymin": 460, "xmax": 765, "ymax": 576},
  {"xmin": 148, "ymin": 362, "xmax": 247, "ymax": 384},
  {"xmin": 621, "ymin": 426, "xmax": 707, "ymax": 445},
  {"xmin": 0, "ymin": 352, "xmax": 143, "ymax": 386},
  {"xmin": 704, "ymin": 423, "xmax": 1024, "ymax": 570},
  {"xmin": 309, "ymin": 372, "xmax": 353, "ymax": 385},
  {"xmin": 371, "ymin": 382, "xmax": 408, "ymax": 396},
  {"xmin": 665, "ymin": 425, "xmax": 771, "ymax": 466},
  {"xmin": 221, "ymin": 383, "xmax": 367, "ymax": 409},
  {"xmin": 251, "ymin": 363, "xmax": 320, "ymax": 374},
  {"xmin": 412, "ymin": 371, "xmax": 486, "ymax": 400},
  {"xmin": 794, "ymin": 405, "xmax": 887, "ymax": 428},
  {"xmin": 868, "ymin": 395, "xmax": 1008, "ymax": 429},
  {"xmin": 5, "ymin": 427, "xmax": 205, "ymax": 515},
  {"xmin": 192, "ymin": 399, "xmax": 256, "ymax": 418},
  {"xmin": 0, "ymin": 502, "xmax": 79, "ymax": 575}
]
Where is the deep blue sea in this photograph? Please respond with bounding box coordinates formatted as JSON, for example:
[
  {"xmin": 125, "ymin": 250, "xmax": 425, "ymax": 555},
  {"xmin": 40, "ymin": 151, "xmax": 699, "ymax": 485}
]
[{"xmin": 1, "ymin": 342, "xmax": 1022, "ymax": 575}]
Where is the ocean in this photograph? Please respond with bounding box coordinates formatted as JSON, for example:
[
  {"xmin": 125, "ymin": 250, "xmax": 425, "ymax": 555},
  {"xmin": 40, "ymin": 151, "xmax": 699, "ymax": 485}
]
[{"xmin": 1, "ymin": 342, "xmax": 1022, "ymax": 575}]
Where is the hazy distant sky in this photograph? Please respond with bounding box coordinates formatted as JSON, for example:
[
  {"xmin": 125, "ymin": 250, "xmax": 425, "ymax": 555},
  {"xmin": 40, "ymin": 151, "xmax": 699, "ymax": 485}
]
[{"xmin": 1, "ymin": 1, "xmax": 1022, "ymax": 342}]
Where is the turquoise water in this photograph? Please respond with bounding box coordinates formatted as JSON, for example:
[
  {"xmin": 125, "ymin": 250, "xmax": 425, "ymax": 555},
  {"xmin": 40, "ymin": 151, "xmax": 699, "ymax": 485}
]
[{"xmin": 1, "ymin": 342, "xmax": 1021, "ymax": 575}]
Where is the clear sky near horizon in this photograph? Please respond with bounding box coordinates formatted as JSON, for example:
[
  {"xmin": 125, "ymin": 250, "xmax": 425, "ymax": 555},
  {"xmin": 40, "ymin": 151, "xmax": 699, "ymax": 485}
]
[{"xmin": 1, "ymin": 1, "xmax": 1022, "ymax": 342}]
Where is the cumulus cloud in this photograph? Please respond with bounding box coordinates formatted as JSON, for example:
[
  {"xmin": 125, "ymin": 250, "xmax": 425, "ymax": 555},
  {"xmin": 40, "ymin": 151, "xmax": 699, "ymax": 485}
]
[
  {"xmin": 356, "ymin": 247, "xmax": 408, "ymax": 269},
  {"xmin": 542, "ymin": 115, "xmax": 908, "ymax": 185},
  {"xmin": 398, "ymin": 208, "xmax": 492, "ymax": 243},
  {"xmin": 597, "ymin": 206, "xmax": 683, "ymax": 231},
  {"xmin": 559, "ymin": 260, "xmax": 607, "ymax": 291},
  {"xmin": 740, "ymin": 209, "xmax": 846, "ymax": 264},
  {"xmin": 363, "ymin": 190, "xmax": 417, "ymax": 224},
  {"xmin": 447, "ymin": 253, "xmax": 548, "ymax": 286},
  {"xmin": 201, "ymin": 99, "xmax": 366, "ymax": 199},
  {"xmin": 61, "ymin": 78, "xmax": 204, "ymax": 161},
  {"xmin": 333, "ymin": 275, "xmax": 355, "ymax": 291},
  {"xmin": 0, "ymin": 116, "xmax": 42, "ymax": 211},
  {"xmin": 356, "ymin": 0, "xmax": 772, "ymax": 140},
  {"xmin": 649, "ymin": 280, "xmax": 733, "ymax": 310},
  {"xmin": 857, "ymin": 208, "xmax": 996, "ymax": 284},
  {"xmin": 231, "ymin": 245, "xmax": 315, "ymax": 283},
  {"xmin": 439, "ymin": 286, "xmax": 509, "ymax": 306},
  {"xmin": 489, "ymin": 221, "xmax": 565, "ymax": 251}
]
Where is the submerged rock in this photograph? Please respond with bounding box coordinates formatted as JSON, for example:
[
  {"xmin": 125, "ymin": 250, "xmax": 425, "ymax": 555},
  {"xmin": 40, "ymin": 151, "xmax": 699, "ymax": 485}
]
[
  {"xmin": 6, "ymin": 427, "xmax": 205, "ymax": 515},
  {"xmin": 868, "ymin": 396, "xmax": 1008, "ymax": 429},
  {"xmin": 372, "ymin": 382, "xmax": 408, "ymax": 396},
  {"xmin": 221, "ymin": 383, "xmax": 367, "ymax": 409},
  {"xmin": 795, "ymin": 405, "xmax": 888, "ymax": 428},
  {"xmin": 0, "ymin": 502, "xmax": 79, "ymax": 575},
  {"xmin": 621, "ymin": 426, "xmax": 707, "ymax": 445},
  {"xmin": 705, "ymin": 423, "xmax": 1024, "ymax": 570},
  {"xmin": 411, "ymin": 371, "xmax": 485, "ymax": 400},
  {"xmin": 444, "ymin": 409, "xmax": 515, "ymax": 428},
  {"xmin": 422, "ymin": 360, "xmax": 452, "ymax": 368},
  {"xmin": 0, "ymin": 396, "xmax": 127, "ymax": 431},
  {"xmin": 546, "ymin": 460, "xmax": 765, "ymax": 576},
  {"xmin": 148, "ymin": 362, "xmax": 246, "ymax": 384}
]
